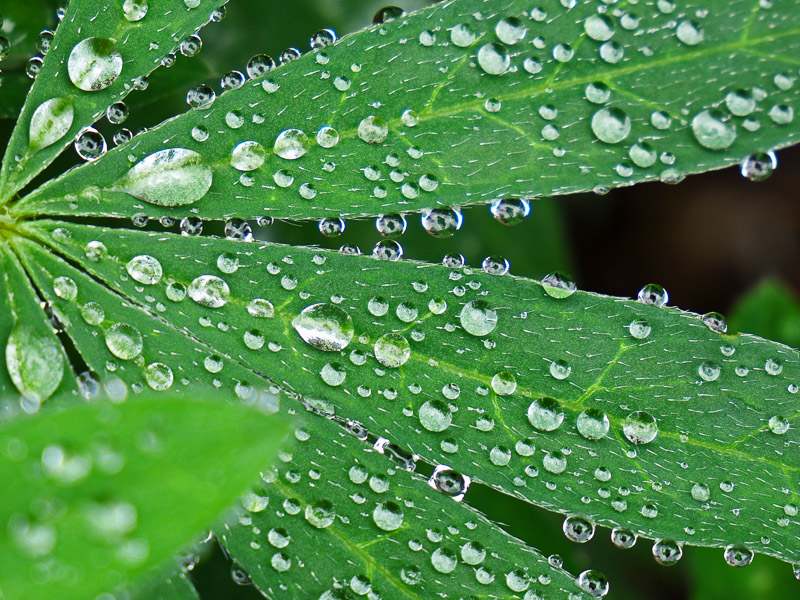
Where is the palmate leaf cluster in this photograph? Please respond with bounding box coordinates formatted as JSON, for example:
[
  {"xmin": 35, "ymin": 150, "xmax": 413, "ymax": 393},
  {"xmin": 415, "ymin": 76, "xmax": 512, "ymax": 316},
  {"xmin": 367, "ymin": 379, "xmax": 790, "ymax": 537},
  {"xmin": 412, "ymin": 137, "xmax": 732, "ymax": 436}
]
[{"xmin": 0, "ymin": 1, "xmax": 798, "ymax": 599}]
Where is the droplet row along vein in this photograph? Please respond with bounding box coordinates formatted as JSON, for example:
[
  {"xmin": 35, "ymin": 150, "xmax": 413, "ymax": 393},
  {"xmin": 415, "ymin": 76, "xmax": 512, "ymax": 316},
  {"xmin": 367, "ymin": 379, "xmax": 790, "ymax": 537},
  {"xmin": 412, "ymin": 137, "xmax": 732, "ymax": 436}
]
[
  {"xmin": 18, "ymin": 219, "xmax": 800, "ymax": 567},
  {"xmin": 11, "ymin": 0, "xmax": 800, "ymax": 221}
]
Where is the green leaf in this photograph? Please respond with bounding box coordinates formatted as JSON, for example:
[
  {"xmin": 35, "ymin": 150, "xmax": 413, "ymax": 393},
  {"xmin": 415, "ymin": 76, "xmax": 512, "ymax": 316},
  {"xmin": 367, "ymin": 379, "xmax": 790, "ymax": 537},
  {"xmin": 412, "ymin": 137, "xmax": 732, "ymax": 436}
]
[
  {"xmin": 729, "ymin": 278, "xmax": 800, "ymax": 349},
  {"xmin": 20, "ymin": 220, "xmax": 800, "ymax": 568},
  {"xmin": 0, "ymin": 0, "xmax": 227, "ymax": 202},
  {"xmin": 220, "ymin": 407, "xmax": 595, "ymax": 599},
  {"xmin": 0, "ymin": 241, "xmax": 77, "ymax": 411},
  {"xmin": 0, "ymin": 394, "xmax": 291, "ymax": 600},
  {"xmin": 12, "ymin": 0, "xmax": 800, "ymax": 221},
  {"xmin": 131, "ymin": 571, "xmax": 200, "ymax": 600}
]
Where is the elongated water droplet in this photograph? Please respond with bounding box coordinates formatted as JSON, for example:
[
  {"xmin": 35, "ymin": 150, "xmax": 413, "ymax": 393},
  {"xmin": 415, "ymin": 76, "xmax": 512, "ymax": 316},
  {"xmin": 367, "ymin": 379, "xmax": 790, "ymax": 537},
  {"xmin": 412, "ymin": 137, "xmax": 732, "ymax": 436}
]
[
  {"xmin": 113, "ymin": 148, "xmax": 212, "ymax": 207},
  {"xmin": 6, "ymin": 324, "xmax": 64, "ymax": 405},
  {"xmin": 29, "ymin": 98, "xmax": 74, "ymax": 152},
  {"xmin": 292, "ymin": 303, "xmax": 354, "ymax": 351}
]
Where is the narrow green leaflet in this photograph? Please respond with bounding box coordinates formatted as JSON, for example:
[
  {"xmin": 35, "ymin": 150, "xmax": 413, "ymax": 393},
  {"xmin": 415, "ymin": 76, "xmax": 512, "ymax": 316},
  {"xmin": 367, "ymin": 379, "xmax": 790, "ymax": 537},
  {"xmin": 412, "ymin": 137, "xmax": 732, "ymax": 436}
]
[
  {"xmin": 21, "ymin": 220, "xmax": 800, "ymax": 568},
  {"xmin": 0, "ymin": 0, "xmax": 227, "ymax": 202},
  {"xmin": 221, "ymin": 409, "xmax": 595, "ymax": 599},
  {"xmin": 0, "ymin": 395, "xmax": 290, "ymax": 600},
  {"xmin": 0, "ymin": 242, "xmax": 78, "ymax": 413},
  {"xmin": 12, "ymin": 0, "xmax": 800, "ymax": 221}
]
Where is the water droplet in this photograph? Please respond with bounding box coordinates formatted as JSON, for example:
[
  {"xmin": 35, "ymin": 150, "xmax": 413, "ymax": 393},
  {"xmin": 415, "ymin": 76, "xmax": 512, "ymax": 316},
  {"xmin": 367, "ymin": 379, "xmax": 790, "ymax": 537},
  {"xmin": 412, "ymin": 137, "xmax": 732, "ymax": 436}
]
[
  {"xmin": 105, "ymin": 323, "xmax": 143, "ymax": 360},
  {"xmin": 692, "ymin": 109, "xmax": 736, "ymax": 150},
  {"xmin": 461, "ymin": 541, "xmax": 486, "ymax": 565},
  {"xmin": 358, "ymin": 116, "xmax": 389, "ymax": 145},
  {"xmin": 292, "ymin": 304, "xmax": 354, "ymax": 351},
  {"xmin": 698, "ymin": 361, "xmax": 721, "ymax": 382},
  {"xmin": 768, "ymin": 104, "xmax": 794, "ymax": 125},
  {"xmin": 373, "ymin": 501, "xmax": 404, "ymax": 531},
  {"xmin": 477, "ymin": 43, "xmax": 510, "ymax": 75},
  {"xmin": 563, "ymin": 515, "xmax": 595, "ymax": 543},
  {"xmin": 320, "ymin": 362, "xmax": 346, "ymax": 386},
  {"xmin": 552, "ymin": 43, "xmax": 574, "ymax": 62},
  {"xmin": 611, "ymin": 528, "xmax": 637, "ymax": 549},
  {"xmin": 675, "ymin": 20, "xmax": 704, "ymax": 45},
  {"xmin": 459, "ymin": 300, "xmax": 498, "ymax": 336},
  {"xmin": 527, "ymin": 397, "xmax": 564, "ymax": 431},
  {"xmin": 577, "ymin": 409, "xmax": 610, "ymax": 440},
  {"xmin": 481, "ymin": 255, "xmax": 509, "ymax": 276},
  {"xmin": 274, "ymin": 129, "xmax": 310, "ymax": 160},
  {"xmin": 419, "ymin": 400, "xmax": 452, "ymax": 432},
  {"xmin": 490, "ymin": 197, "xmax": 530, "ymax": 225},
  {"xmin": 623, "ymin": 411, "xmax": 658, "ymax": 444},
  {"xmin": 74, "ymin": 127, "xmax": 107, "ymax": 161},
  {"xmin": 122, "ymin": 0, "xmax": 148, "ymax": 21},
  {"xmin": 577, "ymin": 570, "xmax": 609, "ymax": 598},
  {"xmin": 628, "ymin": 318, "xmax": 652, "ymax": 339},
  {"xmin": 549, "ymin": 359, "xmax": 572, "ymax": 380},
  {"xmin": 144, "ymin": 362, "xmax": 173, "ymax": 391},
  {"xmin": 450, "ymin": 23, "xmax": 477, "ymax": 47},
  {"xmin": 585, "ymin": 82, "xmax": 611, "ymax": 104},
  {"xmin": 431, "ymin": 547, "xmax": 458, "ymax": 574},
  {"xmin": 652, "ymin": 539, "xmax": 683, "ymax": 566},
  {"xmin": 68, "ymin": 38, "xmax": 123, "ymax": 91},
  {"xmin": 765, "ymin": 357, "xmax": 783, "ymax": 375},
  {"xmin": 542, "ymin": 272, "xmax": 577, "ymax": 298},
  {"xmin": 29, "ymin": 98, "xmax": 74, "ymax": 152},
  {"xmin": 585, "ymin": 15, "xmax": 615, "ymax": 41},
  {"xmin": 247, "ymin": 54, "xmax": 276, "ymax": 78},
  {"xmin": 637, "ymin": 283, "xmax": 668, "ymax": 306},
  {"xmin": 726, "ymin": 89, "xmax": 756, "ymax": 116},
  {"xmin": 491, "ymin": 371, "xmax": 517, "ymax": 396},
  {"xmin": 186, "ymin": 84, "xmax": 216, "ymax": 109},
  {"xmin": 125, "ymin": 255, "xmax": 162, "ymax": 285},
  {"xmin": 768, "ymin": 415, "xmax": 789, "ymax": 435},
  {"xmin": 188, "ymin": 275, "xmax": 230, "ymax": 308},
  {"xmin": 6, "ymin": 324, "xmax": 65, "ymax": 405},
  {"xmin": 114, "ymin": 148, "xmax": 212, "ymax": 207},
  {"xmin": 232, "ymin": 141, "xmax": 266, "ymax": 171},
  {"xmin": 428, "ymin": 465, "xmax": 470, "ymax": 501},
  {"xmin": 305, "ymin": 500, "xmax": 335, "ymax": 528},
  {"xmin": 591, "ymin": 107, "xmax": 631, "ymax": 144},
  {"xmin": 702, "ymin": 312, "xmax": 728, "ymax": 334},
  {"xmin": 740, "ymin": 151, "xmax": 777, "ymax": 181},
  {"xmin": 374, "ymin": 333, "xmax": 411, "ymax": 368},
  {"xmin": 691, "ymin": 482, "xmax": 710, "ymax": 502},
  {"xmin": 421, "ymin": 208, "xmax": 463, "ymax": 238},
  {"xmin": 724, "ymin": 545, "xmax": 754, "ymax": 568}
]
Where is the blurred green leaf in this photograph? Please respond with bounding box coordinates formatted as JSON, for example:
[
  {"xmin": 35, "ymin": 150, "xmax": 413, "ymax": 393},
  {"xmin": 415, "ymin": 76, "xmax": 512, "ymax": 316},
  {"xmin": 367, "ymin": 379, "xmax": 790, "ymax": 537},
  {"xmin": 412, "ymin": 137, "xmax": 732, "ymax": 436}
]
[
  {"xmin": 0, "ymin": 395, "xmax": 290, "ymax": 600},
  {"xmin": 132, "ymin": 571, "xmax": 200, "ymax": 600},
  {"xmin": 729, "ymin": 278, "xmax": 800, "ymax": 348}
]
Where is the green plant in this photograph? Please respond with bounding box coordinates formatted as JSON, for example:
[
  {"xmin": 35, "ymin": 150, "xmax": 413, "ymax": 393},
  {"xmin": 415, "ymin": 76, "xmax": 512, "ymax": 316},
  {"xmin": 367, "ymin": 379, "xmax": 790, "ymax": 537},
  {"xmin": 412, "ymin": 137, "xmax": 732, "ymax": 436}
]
[{"xmin": 0, "ymin": 1, "xmax": 798, "ymax": 599}]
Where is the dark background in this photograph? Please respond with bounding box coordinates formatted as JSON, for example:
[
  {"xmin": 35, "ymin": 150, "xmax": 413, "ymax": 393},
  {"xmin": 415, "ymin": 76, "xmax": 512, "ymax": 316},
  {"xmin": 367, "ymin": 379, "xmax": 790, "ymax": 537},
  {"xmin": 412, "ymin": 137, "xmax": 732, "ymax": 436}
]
[{"xmin": 1, "ymin": 1, "xmax": 798, "ymax": 598}]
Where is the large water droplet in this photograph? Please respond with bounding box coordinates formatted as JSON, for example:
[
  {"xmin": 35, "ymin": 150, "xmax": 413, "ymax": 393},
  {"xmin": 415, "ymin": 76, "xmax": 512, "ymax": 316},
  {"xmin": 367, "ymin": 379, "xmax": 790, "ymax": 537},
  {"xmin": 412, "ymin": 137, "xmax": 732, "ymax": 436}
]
[
  {"xmin": 188, "ymin": 275, "xmax": 231, "ymax": 308},
  {"xmin": 292, "ymin": 303, "xmax": 354, "ymax": 351},
  {"xmin": 576, "ymin": 409, "xmax": 610, "ymax": 440},
  {"xmin": 304, "ymin": 500, "xmax": 335, "ymax": 528},
  {"xmin": 357, "ymin": 116, "xmax": 389, "ymax": 145},
  {"xmin": 691, "ymin": 109, "xmax": 736, "ymax": 150},
  {"xmin": 274, "ymin": 129, "xmax": 310, "ymax": 160},
  {"xmin": 374, "ymin": 333, "xmax": 411, "ymax": 368},
  {"xmin": 419, "ymin": 400, "xmax": 452, "ymax": 432},
  {"xmin": 373, "ymin": 501, "xmax": 404, "ymax": 531},
  {"xmin": 591, "ymin": 107, "xmax": 631, "ymax": 144},
  {"xmin": 6, "ymin": 324, "xmax": 64, "ymax": 405},
  {"xmin": 105, "ymin": 323, "xmax": 143, "ymax": 360},
  {"xmin": 563, "ymin": 515, "xmax": 595, "ymax": 543},
  {"xmin": 113, "ymin": 148, "xmax": 212, "ymax": 207},
  {"xmin": 459, "ymin": 300, "xmax": 498, "ymax": 336},
  {"xmin": 477, "ymin": 43, "xmax": 510, "ymax": 75},
  {"xmin": 68, "ymin": 38, "xmax": 123, "ymax": 91},
  {"xmin": 29, "ymin": 98, "xmax": 74, "ymax": 152},
  {"xmin": 125, "ymin": 255, "xmax": 162, "ymax": 285},
  {"xmin": 527, "ymin": 397, "xmax": 564, "ymax": 431},
  {"xmin": 231, "ymin": 141, "xmax": 267, "ymax": 171},
  {"xmin": 622, "ymin": 410, "xmax": 658, "ymax": 444}
]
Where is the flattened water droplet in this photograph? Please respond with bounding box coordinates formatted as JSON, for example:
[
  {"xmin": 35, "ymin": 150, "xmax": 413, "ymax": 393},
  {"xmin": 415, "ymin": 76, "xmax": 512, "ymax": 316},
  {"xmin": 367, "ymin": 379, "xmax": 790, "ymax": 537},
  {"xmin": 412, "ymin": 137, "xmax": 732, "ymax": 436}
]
[
  {"xmin": 623, "ymin": 410, "xmax": 658, "ymax": 444},
  {"xmin": 29, "ymin": 98, "xmax": 74, "ymax": 152},
  {"xmin": 477, "ymin": 43, "xmax": 510, "ymax": 75},
  {"xmin": 591, "ymin": 107, "xmax": 631, "ymax": 144},
  {"xmin": 419, "ymin": 400, "xmax": 452, "ymax": 432},
  {"xmin": 373, "ymin": 501, "xmax": 404, "ymax": 531},
  {"xmin": 188, "ymin": 275, "xmax": 230, "ymax": 308},
  {"xmin": 232, "ymin": 141, "xmax": 266, "ymax": 171},
  {"xmin": 105, "ymin": 323, "xmax": 143, "ymax": 360},
  {"xmin": 304, "ymin": 500, "xmax": 335, "ymax": 528},
  {"xmin": 374, "ymin": 333, "xmax": 411, "ymax": 368},
  {"xmin": 584, "ymin": 14, "xmax": 615, "ymax": 41},
  {"xmin": 357, "ymin": 116, "xmax": 389, "ymax": 145},
  {"xmin": 542, "ymin": 272, "xmax": 577, "ymax": 298},
  {"xmin": 577, "ymin": 409, "xmax": 610, "ymax": 440},
  {"xmin": 68, "ymin": 38, "xmax": 123, "ymax": 91},
  {"xmin": 527, "ymin": 397, "xmax": 564, "ymax": 431},
  {"xmin": 6, "ymin": 324, "xmax": 65, "ymax": 405},
  {"xmin": 459, "ymin": 300, "xmax": 497, "ymax": 336},
  {"xmin": 292, "ymin": 303, "xmax": 354, "ymax": 351},
  {"xmin": 125, "ymin": 255, "xmax": 162, "ymax": 285},
  {"xmin": 113, "ymin": 148, "xmax": 212, "ymax": 207},
  {"xmin": 691, "ymin": 109, "xmax": 736, "ymax": 150},
  {"xmin": 675, "ymin": 20, "xmax": 704, "ymax": 45},
  {"xmin": 628, "ymin": 318, "xmax": 652, "ymax": 339},
  {"xmin": 274, "ymin": 129, "xmax": 310, "ymax": 160}
]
